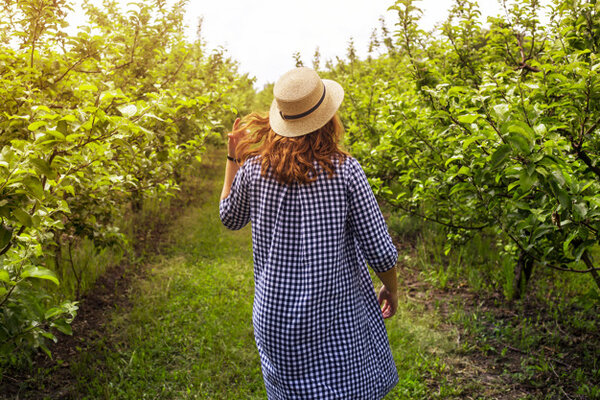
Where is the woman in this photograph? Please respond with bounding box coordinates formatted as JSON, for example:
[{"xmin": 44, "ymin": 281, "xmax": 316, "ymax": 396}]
[{"xmin": 219, "ymin": 67, "xmax": 399, "ymax": 399}]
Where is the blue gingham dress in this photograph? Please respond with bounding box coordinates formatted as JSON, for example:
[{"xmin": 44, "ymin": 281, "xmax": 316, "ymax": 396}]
[{"xmin": 219, "ymin": 156, "xmax": 398, "ymax": 399}]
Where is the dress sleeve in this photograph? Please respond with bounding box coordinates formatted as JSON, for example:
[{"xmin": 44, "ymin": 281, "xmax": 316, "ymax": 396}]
[
  {"xmin": 346, "ymin": 158, "xmax": 398, "ymax": 272},
  {"xmin": 219, "ymin": 164, "xmax": 251, "ymax": 230}
]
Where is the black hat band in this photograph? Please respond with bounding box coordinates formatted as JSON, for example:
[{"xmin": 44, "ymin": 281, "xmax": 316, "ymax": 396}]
[{"xmin": 279, "ymin": 85, "xmax": 326, "ymax": 121}]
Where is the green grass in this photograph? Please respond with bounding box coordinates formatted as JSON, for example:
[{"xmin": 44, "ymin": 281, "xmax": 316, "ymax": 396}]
[
  {"xmin": 50, "ymin": 154, "xmax": 465, "ymax": 399},
  {"xmin": 383, "ymin": 301, "xmax": 463, "ymax": 399}
]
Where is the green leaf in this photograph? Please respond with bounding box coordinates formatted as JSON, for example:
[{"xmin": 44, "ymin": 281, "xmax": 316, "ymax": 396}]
[
  {"xmin": 21, "ymin": 266, "xmax": 59, "ymax": 286},
  {"xmin": 51, "ymin": 319, "xmax": 72, "ymax": 335},
  {"xmin": 490, "ymin": 144, "xmax": 512, "ymax": 169},
  {"xmin": 531, "ymin": 226, "xmax": 552, "ymax": 241},
  {"xmin": 573, "ymin": 240, "xmax": 595, "ymax": 262},
  {"xmin": 563, "ymin": 231, "xmax": 578, "ymax": 256},
  {"xmin": 13, "ymin": 208, "xmax": 33, "ymax": 227},
  {"xmin": 28, "ymin": 121, "xmax": 47, "ymax": 131},
  {"xmin": 39, "ymin": 342, "xmax": 52, "ymax": 359},
  {"xmin": 458, "ymin": 114, "xmax": 479, "ymax": 124},
  {"xmin": 66, "ymin": 133, "xmax": 84, "ymax": 142},
  {"xmin": 45, "ymin": 307, "xmax": 65, "ymax": 319},
  {"xmin": 33, "ymin": 105, "xmax": 52, "ymax": 113},
  {"xmin": 519, "ymin": 169, "xmax": 536, "ymax": 191},
  {"xmin": 457, "ymin": 166, "xmax": 471, "ymax": 176},
  {"xmin": 143, "ymin": 113, "xmax": 165, "ymax": 122},
  {"xmin": 492, "ymin": 104, "xmax": 509, "ymax": 121},
  {"xmin": 508, "ymin": 132, "xmax": 532, "ymax": 154},
  {"xmin": 573, "ymin": 202, "xmax": 588, "ymax": 219},
  {"xmin": 579, "ymin": 181, "xmax": 594, "ymax": 194},
  {"xmin": 31, "ymin": 158, "xmax": 57, "ymax": 180},
  {"xmin": 450, "ymin": 182, "xmax": 471, "ymax": 196},
  {"xmin": 40, "ymin": 331, "xmax": 57, "ymax": 342},
  {"xmin": 60, "ymin": 114, "xmax": 77, "ymax": 122},
  {"xmin": 445, "ymin": 156, "xmax": 462, "ymax": 167},
  {"xmin": 46, "ymin": 130, "xmax": 66, "ymax": 140},
  {"xmin": 79, "ymin": 83, "xmax": 98, "ymax": 92},
  {"xmin": 508, "ymin": 180, "xmax": 520, "ymax": 192},
  {"xmin": 0, "ymin": 269, "xmax": 9, "ymax": 283},
  {"xmin": 462, "ymin": 135, "xmax": 485, "ymax": 150},
  {"xmin": 23, "ymin": 176, "xmax": 44, "ymax": 200},
  {"xmin": 558, "ymin": 190, "xmax": 570, "ymax": 210},
  {"xmin": 118, "ymin": 104, "xmax": 137, "ymax": 118},
  {"xmin": 551, "ymin": 170, "xmax": 566, "ymax": 186},
  {"xmin": 534, "ymin": 124, "xmax": 547, "ymax": 136},
  {"xmin": 39, "ymin": 113, "xmax": 58, "ymax": 120},
  {"xmin": 0, "ymin": 224, "xmax": 12, "ymax": 249},
  {"xmin": 156, "ymin": 150, "xmax": 169, "ymax": 162},
  {"xmin": 507, "ymin": 121, "xmax": 535, "ymax": 139},
  {"xmin": 56, "ymin": 120, "xmax": 68, "ymax": 135}
]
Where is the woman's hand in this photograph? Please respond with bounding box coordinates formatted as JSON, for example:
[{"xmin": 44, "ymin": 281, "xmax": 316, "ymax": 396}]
[
  {"xmin": 227, "ymin": 118, "xmax": 247, "ymax": 159},
  {"xmin": 378, "ymin": 285, "xmax": 398, "ymax": 319},
  {"xmin": 220, "ymin": 118, "xmax": 247, "ymax": 200}
]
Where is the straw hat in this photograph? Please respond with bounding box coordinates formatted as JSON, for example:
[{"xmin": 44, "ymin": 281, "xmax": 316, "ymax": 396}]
[{"xmin": 269, "ymin": 67, "xmax": 344, "ymax": 137}]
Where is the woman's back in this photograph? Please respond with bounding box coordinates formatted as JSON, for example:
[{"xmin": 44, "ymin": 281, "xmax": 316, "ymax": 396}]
[{"xmin": 220, "ymin": 156, "xmax": 398, "ymax": 399}]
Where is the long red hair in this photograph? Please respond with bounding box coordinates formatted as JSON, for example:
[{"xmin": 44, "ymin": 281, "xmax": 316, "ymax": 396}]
[{"xmin": 236, "ymin": 113, "xmax": 349, "ymax": 185}]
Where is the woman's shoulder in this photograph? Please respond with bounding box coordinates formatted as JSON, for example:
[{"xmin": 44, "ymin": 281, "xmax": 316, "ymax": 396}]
[
  {"xmin": 340, "ymin": 155, "xmax": 359, "ymax": 166},
  {"xmin": 334, "ymin": 155, "xmax": 362, "ymax": 188},
  {"xmin": 238, "ymin": 156, "xmax": 263, "ymax": 182},
  {"xmin": 339, "ymin": 155, "xmax": 362, "ymax": 175},
  {"xmin": 241, "ymin": 155, "xmax": 261, "ymax": 170}
]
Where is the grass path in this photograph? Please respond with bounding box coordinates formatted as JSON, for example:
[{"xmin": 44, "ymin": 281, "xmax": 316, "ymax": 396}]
[{"xmin": 51, "ymin": 151, "xmax": 465, "ymax": 400}]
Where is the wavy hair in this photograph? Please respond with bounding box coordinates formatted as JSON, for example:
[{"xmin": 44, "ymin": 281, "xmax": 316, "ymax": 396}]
[{"xmin": 236, "ymin": 113, "xmax": 349, "ymax": 185}]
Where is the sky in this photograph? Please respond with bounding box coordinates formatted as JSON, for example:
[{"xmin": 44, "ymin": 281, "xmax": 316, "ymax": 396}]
[{"xmin": 68, "ymin": 0, "xmax": 553, "ymax": 89}]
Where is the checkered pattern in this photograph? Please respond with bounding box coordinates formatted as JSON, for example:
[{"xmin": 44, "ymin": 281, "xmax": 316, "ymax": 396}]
[{"xmin": 220, "ymin": 156, "xmax": 398, "ymax": 399}]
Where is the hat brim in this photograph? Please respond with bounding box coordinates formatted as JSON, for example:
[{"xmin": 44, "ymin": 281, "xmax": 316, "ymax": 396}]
[{"xmin": 269, "ymin": 79, "xmax": 344, "ymax": 137}]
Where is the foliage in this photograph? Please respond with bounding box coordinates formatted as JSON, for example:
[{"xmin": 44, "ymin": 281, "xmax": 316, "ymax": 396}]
[
  {"xmin": 0, "ymin": 0, "xmax": 254, "ymax": 369},
  {"xmin": 327, "ymin": 0, "xmax": 600, "ymax": 298},
  {"xmin": 250, "ymin": 82, "xmax": 274, "ymax": 113}
]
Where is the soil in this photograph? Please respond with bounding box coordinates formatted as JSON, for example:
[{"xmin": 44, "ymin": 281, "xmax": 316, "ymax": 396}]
[{"xmin": 395, "ymin": 239, "xmax": 598, "ymax": 400}]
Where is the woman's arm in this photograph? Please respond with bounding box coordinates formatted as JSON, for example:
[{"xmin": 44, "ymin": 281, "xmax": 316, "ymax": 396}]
[
  {"xmin": 220, "ymin": 158, "xmax": 240, "ymax": 200},
  {"xmin": 346, "ymin": 158, "xmax": 399, "ymax": 318},
  {"xmin": 220, "ymin": 118, "xmax": 246, "ymax": 200}
]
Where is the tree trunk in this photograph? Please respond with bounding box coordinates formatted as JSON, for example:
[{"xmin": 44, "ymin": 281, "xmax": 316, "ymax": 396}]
[
  {"xmin": 582, "ymin": 251, "xmax": 600, "ymax": 292},
  {"xmin": 513, "ymin": 252, "xmax": 534, "ymax": 300}
]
